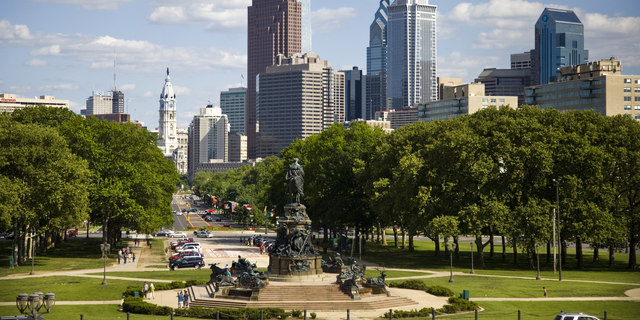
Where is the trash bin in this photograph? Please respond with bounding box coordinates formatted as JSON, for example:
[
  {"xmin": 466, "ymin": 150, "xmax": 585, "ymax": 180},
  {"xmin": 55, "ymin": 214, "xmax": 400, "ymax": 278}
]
[
  {"xmin": 460, "ymin": 290, "xmax": 469, "ymax": 300},
  {"xmin": 134, "ymin": 291, "xmax": 140, "ymax": 298}
]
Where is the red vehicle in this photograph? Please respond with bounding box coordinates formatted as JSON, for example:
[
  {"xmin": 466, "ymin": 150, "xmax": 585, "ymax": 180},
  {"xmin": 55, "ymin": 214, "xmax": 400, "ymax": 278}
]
[
  {"xmin": 170, "ymin": 238, "xmax": 194, "ymax": 250},
  {"xmin": 67, "ymin": 229, "xmax": 78, "ymax": 237}
]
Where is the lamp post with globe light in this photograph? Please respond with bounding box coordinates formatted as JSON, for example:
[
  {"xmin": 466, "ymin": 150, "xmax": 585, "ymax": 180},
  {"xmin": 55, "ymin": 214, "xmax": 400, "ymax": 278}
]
[
  {"xmin": 445, "ymin": 242, "xmax": 456, "ymax": 283},
  {"xmin": 16, "ymin": 292, "xmax": 55, "ymax": 319},
  {"xmin": 100, "ymin": 243, "xmax": 110, "ymax": 285}
]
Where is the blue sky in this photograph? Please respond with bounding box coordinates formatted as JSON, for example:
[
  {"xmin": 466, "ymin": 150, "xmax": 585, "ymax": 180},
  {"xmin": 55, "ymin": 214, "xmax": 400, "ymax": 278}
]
[{"xmin": 2, "ymin": 0, "xmax": 639, "ymax": 129}]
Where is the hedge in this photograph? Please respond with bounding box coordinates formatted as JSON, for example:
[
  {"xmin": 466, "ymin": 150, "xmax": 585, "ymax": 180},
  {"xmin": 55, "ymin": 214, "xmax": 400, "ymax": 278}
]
[
  {"xmin": 123, "ymin": 280, "xmax": 208, "ymax": 297},
  {"xmin": 122, "ymin": 297, "xmax": 290, "ymax": 319},
  {"xmin": 388, "ymin": 280, "xmax": 454, "ymax": 297}
]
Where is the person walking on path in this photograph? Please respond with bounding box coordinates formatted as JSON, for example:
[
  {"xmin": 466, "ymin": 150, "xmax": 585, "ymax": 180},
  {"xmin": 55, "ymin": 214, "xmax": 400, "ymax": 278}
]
[
  {"xmin": 123, "ymin": 252, "xmax": 127, "ymax": 264},
  {"xmin": 177, "ymin": 292, "xmax": 184, "ymax": 308},
  {"xmin": 117, "ymin": 251, "xmax": 121, "ymax": 264},
  {"xmin": 132, "ymin": 252, "xmax": 136, "ymax": 262},
  {"xmin": 184, "ymin": 290, "xmax": 190, "ymax": 308},
  {"xmin": 149, "ymin": 283, "xmax": 155, "ymax": 299},
  {"xmin": 143, "ymin": 282, "xmax": 149, "ymax": 299},
  {"xmin": 543, "ymin": 287, "xmax": 548, "ymax": 297}
]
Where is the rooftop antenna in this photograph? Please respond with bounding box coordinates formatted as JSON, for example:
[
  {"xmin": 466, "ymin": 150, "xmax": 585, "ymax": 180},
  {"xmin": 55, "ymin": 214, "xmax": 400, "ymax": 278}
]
[{"xmin": 113, "ymin": 48, "xmax": 117, "ymax": 91}]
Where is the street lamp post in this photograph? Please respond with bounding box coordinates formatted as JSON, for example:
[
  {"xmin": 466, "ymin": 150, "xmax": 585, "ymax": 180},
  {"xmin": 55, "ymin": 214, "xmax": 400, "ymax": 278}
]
[
  {"xmin": 29, "ymin": 232, "xmax": 35, "ymax": 276},
  {"xmin": 535, "ymin": 243, "xmax": 541, "ymax": 280},
  {"xmin": 470, "ymin": 242, "xmax": 475, "ymax": 274},
  {"xmin": 446, "ymin": 243, "xmax": 456, "ymax": 282},
  {"xmin": 552, "ymin": 178, "xmax": 562, "ymax": 281},
  {"xmin": 16, "ymin": 292, "xmax": 55, "ymax": 319},
  {"xmin": 100, "ymin": 242, "xmax": 110, "ymax": 285}
]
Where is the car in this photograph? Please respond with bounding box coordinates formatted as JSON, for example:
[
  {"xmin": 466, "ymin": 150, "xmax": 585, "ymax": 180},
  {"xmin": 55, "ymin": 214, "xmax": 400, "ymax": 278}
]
[
  {"xmin": 175, "ymin": 211, "xmax": 183, "ymax": 216},
  {"xmin": 67, "ymin": 229, "xmax": 78, "ymax": 237},
  {"xmin": 195, "ymin": 230, "xmax": 214, "ymax": 238},
  {"xmin": 223, "ymin": 223, "xmax": 231, "ymax": 228},
  {"xmin": 155, "ymin": 229, "xmax": 175, "ymax": 237},
  {"xmin": 169, "ymin": 251, "xmax": 204, "ymax": 261},
  {"xmin": 169, "ymin": 256, "xmax": 205, "ymax": 270},
  {"xmin": 170, "ymin": 238, "xmax": 194, "ymax": 249},
  {"xmin": 171, "ymin": 231, "xmax": 188, "ymax": 238},
  {"xmin": 191, "ymin": 208, "xmax": 197, "ymax": 212},
  {"xmin": 178, "ymin": 243, "xmax": 201, "ymax": 252},
  {"xmin": 215, "ymin": 217, "xmax": 222, "ymax": 222},
  {"xmin": 204, "ymin": 215, "xmax": 213, "ymax": 222},
  {"xmin": 554, "ymin": 313, "xmax": 601, "ymax": 320}
]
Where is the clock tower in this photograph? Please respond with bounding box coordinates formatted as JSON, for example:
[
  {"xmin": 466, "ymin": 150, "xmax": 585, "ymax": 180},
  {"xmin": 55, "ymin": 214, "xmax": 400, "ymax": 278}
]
[{"xmin": 158, "ymin": 68, "xmax": 178, "ymax": 157}]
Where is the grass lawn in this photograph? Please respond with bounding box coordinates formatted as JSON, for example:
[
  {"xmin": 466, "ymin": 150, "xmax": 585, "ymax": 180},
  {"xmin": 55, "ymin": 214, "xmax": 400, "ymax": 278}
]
[
  {"xmin": 362, "ymin": 240, "xmax": 640, "ymax": 284},
  {"xmin": 364, "ymin": 269, "xmax": 430, "ymax": 279},
  {"xmin": 0, "ymin": 305, "xmax": 194, "ymax": 320},
  {"xmin": 0, "ymin": 238, "xmax": 115, "ymax": 277},
  {"xmin": 89, "ymin": 270, "xmax": 211, "ymax": 281},
  {"xmin": 440, "ymin": 301, "xmax": 640, "ymax": 320},
  {"xmin": 388, "ymin": 276, "xmax": 637, "ymax": 298},
  {"xmin": 0, "ymin": 276, "xmax": 144, "ymax": 302}
]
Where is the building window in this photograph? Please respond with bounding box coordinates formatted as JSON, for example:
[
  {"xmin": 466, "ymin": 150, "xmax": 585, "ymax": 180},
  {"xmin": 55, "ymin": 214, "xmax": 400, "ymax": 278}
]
[
  {"xmin": 636, "ymin": 114, "xmax": 640, "ymax": 120},
  {"xmin": 624, "ymin": 88, "xmax": 632, "ymax": 93},
  {"xmin": 636, "ymin": 88, "xmax": 640, "ymax": 93},
  {"xmin": 624, "ymin": 96, "xmax": 632, "ymax": 102},
  {"xmin": 636, "ymin": 79, "xmax": 640, "ymax": 84},
  {"xmin": 499, "ymin": 98, "xmax": 505, "ymax": 103},
  {"xmin": 624, "ymin": 78, "xmax": 632, "ymax": 83},
  {"xmin": 624, "ymin": 105, "xmax": 632, "ymax": 110},
  {"xmin": 637, "ymin": 97, "xmax": 640, "ymax": 102},
  {"xmin": 490, "ymin": 98, "xmax": 497, "ymax": 103},
  {"xmin": 481, "ymin": 105, "xmax": 488, "ymax": 109},
  {"xmin": 635, "ymin": 106, "xmax": 640, "ymax": 110},
  {"xmin": 482, "ymin": 98, "xmax": 488, "ymax": 103}
]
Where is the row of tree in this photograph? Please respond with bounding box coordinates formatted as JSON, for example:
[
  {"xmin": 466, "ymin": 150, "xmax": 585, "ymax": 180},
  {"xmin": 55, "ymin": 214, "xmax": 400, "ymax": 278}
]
[
  {"xmin": 0, "ymin": 107, "xmax": 179, "ymax": 265},
  {"xmin": 193, "ymin": 107, "xmax": 640, "ymax": 270}
]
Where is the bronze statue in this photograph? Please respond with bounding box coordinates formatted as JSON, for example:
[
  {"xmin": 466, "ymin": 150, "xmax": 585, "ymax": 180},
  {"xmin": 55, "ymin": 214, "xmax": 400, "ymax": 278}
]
[{"xmin": 286, "ymin": 158, "xmax": 304, "ymax": 204}]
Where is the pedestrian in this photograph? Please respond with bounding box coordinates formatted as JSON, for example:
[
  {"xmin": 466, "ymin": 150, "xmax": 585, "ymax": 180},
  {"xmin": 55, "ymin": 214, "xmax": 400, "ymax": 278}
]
[
  {"xmin": 143, "ymin": 282, "xmax": 149, "ymax": 299},
  {"xmin": 117, "ymin": 252, "xmax": 122, "ymax": 264},
  {"xmin": 177, "ymin": 292, "xmax": 184, "ymax": 308},
  {"xmin": 184, "ymin": 290, "xmax": 190, "ymax": 308},
  {"xmin": 123, "ymin": 252, "xmax": 127, "ymax": 264},
  {"xmin": 260, "ymin": 244, "xmax": 264, "ymax": 255},
  {"xmin": 132, "ymin": 252, "xmax": 136, "ymax": 262},
  {"xmin": 543, "ymin": 287, "xmax": 548, "ymax": 297},
  {"xmin": 149, "ymin": 283, "xmax": 155, "ymax": 299},
  {"xmin": 240, "ymin": 237, "xmax": 243, "ymax": 244}
]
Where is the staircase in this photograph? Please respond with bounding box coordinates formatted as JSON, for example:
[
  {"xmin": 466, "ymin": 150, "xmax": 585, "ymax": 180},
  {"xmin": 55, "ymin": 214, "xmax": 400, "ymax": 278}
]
[{"xmin": 188, "ymin": 284, "xmax": 417, "ymax": 311}]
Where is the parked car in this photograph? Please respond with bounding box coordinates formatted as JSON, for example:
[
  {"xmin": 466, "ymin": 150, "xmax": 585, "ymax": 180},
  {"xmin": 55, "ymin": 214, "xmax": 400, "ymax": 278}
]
[
  {"xmin": 169, "ymin": 251, "xmax": 204, "ymax": 261},
  {"xmin": 177, "ymin": 243, "xmax": 201, "ymax": 252},
  {"xmin": 170, "ymin": 238, "xmax": 194, "ymax": 250},
  {"xmin": 554, "ymin": 313, "xmax": 601, "ymax": 320},
  {"xmin": 204, "ymin": 215, "xmax": 213, "ymax": 222},
  {"xmin": 67, "ymin": 229, "xmax": 78, "ymax": 237},
  {"xmin": 171, "ymin": 231, "xmax": 188, "ymax": 238},
  {"xmin": 215, "ymin": 217, "xmax": 222, "ymax": 222},
  {"xmin": 223, "ymin": 223, "xmax": 231, "ymax": 228},
  {"xmin": 155, "ymin": 229, "xmax": 174, "ymax": 237},
  {"xmin": 169, "ymin": 256, "xmax": 205, "ymax": 270},
  {"xmin": 195, "ymin": 230, "xmax": 214, "ymax": 238}
]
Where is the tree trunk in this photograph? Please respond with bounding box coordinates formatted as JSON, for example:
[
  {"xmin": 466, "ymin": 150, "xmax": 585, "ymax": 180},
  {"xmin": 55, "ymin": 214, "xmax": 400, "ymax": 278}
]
[
  {"xmin": 454, "ymin": 237, "xmax": 460, "ymax": 261},
  {"xmin": 401, "ymin": 228, "xmax": 406, "ymax": 249},
  {"xmin": 475, "ymin": 236, "xmax": 486, "ymax": 269},
  {"xmin": 381, "ymin": 225, "xmax": 387, "ymax": 246},
  {"xmin": 392, "ymin": 225, "xmax": 398, "ymax": 248},
  {"xmin": 434, "ymin": 237, "xmax": 440, "ymax": 257},
  {"xmin": 593, "ymin": 246, "xmax": 599, "ymax": 263},
  {"xmin": 608, "ymin": 244, "xmax": 615, "ymax": 267},
  {"xmin": 546, "ymin": 242, "xmax": 551, "ymax": 263},
  {"xmin": 501, "ymin": 235, "xmax": 506, "ymax": 262},
  {"xmin": 561, "ymin": 241, "xmax": 567, "ymax": 267},
  {"xmin": 376, "ymin": 224, "xmax": 381, "ymax": 243},
  {"xmin": 512, "ymin": 237, "xmax": 518, "ymax": 265},
  {"xmin": 628, "ymin": 232, "xmax": 637, "ymax": 270},
  {"xmin": 408, "ymin": 233, "xmax": 414, "ymax": 252},
  {"xmin": 489, "ymin": 227, "xmax": 495, "ymax": 260},
  {"xmin": 576, "ymin": 237, "xmax": 584, "ymax": 269}
]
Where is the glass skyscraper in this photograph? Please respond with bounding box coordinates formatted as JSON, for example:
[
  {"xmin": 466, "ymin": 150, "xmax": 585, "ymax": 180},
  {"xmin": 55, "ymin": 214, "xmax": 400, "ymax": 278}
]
[
  {"xmin": 533, "ymin": 8, "xmax": 589, "ymax": 85},
  {"xmin": 366, "ymin": 0, "xmax": 389, "ymax": 119},
  {"xmin": 387, "ymin": 0, "xmax": 437, "ymax": 110},
  {"xmin": 301, "ymin": 0, "xmax": 312, "ymax": 54}
]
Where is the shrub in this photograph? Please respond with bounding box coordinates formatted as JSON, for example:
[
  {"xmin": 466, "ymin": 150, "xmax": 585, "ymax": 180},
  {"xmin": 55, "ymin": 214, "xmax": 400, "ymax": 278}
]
[
  {"xmin": 185, "ymin": 279, "xmax": 207, "ymax": 287},
  {"xmin": 427, "ymin": 285, "xmax": 454, "ymax": 297},
  {"xmin": 383, "ymin": 307, "xmax": 434, "ymax": 318},
  {"xmin": 310, "ymin": 312, "xmax": 317, "ymax": 319},
  {"xmin": 122, "ymin": 297, "xmax": 172, "ymax": 315},
  {"xmin": 291, "ymin": 310, "xmax": 302, "ymax": 317},
  {"xmin": 436, "ymin": 297, "xmax": 478, "ymax": 313},
  {"xmin": 388, "ymin": 279, "xmax": 428, "ymax": 290}
]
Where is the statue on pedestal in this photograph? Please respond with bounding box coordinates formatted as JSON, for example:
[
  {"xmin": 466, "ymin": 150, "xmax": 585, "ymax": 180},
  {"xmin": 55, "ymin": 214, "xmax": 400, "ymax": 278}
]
[{"xmin": 286, "ymin": 158, "xmax": 304, "ymax": 204}]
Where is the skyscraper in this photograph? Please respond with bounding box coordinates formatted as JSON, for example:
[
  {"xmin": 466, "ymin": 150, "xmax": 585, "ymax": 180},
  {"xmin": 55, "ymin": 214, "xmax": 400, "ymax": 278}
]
[
  {"xmin": 387, "ymin": 0, "xmax": 437, "ymax": 110},
  {"xmin": 366, "ymin": 0, "xmax": 390, "ymax": 119},
  {"xmin": 220, "ymin": 87, "xmax": 246, "ymax": 134},
  {"xmin": 187, "ymin": 105, "xmax": 229, "ymax": 180},
  {"xmin": 341, "ymin": 67, "xmax": 366, "ymax": 121},
  {"xmin": 246, "ymin": 0, "xmax": 305, "ymax": 159},
  {"xmin": 257, "ymin": 52, "xmax": 345, "ymax": 158},
  {"xmin": 533, "ymin": 8, "xmax": 588, "ymax": 85},
  {"xmin": 158, "ymin": 68, "xmax": 178, "ymax": 157}
]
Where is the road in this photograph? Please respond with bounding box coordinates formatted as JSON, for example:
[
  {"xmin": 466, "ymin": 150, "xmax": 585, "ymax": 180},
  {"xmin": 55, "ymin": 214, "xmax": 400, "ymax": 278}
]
[{"xmin": 171, "ymin": 194, "xmax": 227, "ymax": 231}]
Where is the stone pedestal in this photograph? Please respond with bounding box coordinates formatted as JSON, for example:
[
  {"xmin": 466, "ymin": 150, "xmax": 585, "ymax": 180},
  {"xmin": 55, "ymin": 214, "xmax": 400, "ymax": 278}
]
[{"xmin": 268, "ymin": 203, "xmax": 323, "ymax": 279}]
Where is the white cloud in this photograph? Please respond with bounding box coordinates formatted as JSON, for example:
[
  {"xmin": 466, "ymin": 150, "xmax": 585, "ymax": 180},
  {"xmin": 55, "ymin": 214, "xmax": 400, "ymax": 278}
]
[
  {"xmin": 143, "ymin": 91, "xmax": 155, "ymax": 97},
  {"xmin": 25, "ymin": 59, "xmax": 47, "ymax": 67},
  {"xmin": 438, "ymin": 51, "xmax": 500, "ymax": 83},
  {"xmin": 120, "ymin": 84, "xmax": 136, "ymax": 91},
  {"xmin": 0, "ymin": 20, "xmax": 32, "ymax": 40},
  {"xmin": 473, "ymin": 29, "xmax": 530, "ymax": 49},
  {"xmin": 583, "ymin": 13, "xmax": 640, "ymax": 68},
  {"xmin": 149, "ymin": 1, "xmax": 248, "ymax": 31},
  {"xmin": 32, "ymin": 0, "xmax": 132, "ymax": 10},
  {"xmin": 31, "ymin": 45, "xmax": 61, "ymax": 56},
  {"xmin": 173, "ymin": 85, "xmax": 192, "ymax": 96},
  {"xmin": 312, "ymin": 7, "xmax": 357, "ymax": 34}
]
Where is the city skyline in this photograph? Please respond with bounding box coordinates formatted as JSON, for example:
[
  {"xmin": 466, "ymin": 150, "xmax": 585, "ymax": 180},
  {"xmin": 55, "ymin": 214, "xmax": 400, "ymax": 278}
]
[{"xmin": 2, "ymin": 0, "xmax": 638, "ymax": 129}]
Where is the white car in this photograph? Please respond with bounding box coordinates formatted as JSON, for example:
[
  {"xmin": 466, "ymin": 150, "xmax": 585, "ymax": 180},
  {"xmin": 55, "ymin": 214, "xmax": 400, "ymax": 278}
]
[
  {"xmin": 554, "ymin": 313, "xmax": 600, "ymax": 320},
  {"xmin": 171, "ymin": 231, "xmax": 187, "ymax": 238},
  {"xmin": 177, "ymin": 243, "xmax": 201, "ymax": 252},
  {"xmin": 194, "ymin": 230, "xmax": 214, "ymax": 238},
  {"xmin": 155, "ymin": 230, "xmax": 174, "ymax": 237}
]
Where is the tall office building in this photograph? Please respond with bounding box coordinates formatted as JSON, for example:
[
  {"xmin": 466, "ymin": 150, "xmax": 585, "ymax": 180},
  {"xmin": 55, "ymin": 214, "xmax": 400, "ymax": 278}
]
[
  {"xmin": 112, "ymin": 90, "xmax": 124, "ymax": 113},
  {"xmin": 387, "ymin": 0, "xmax": 437, "ymax": 110},
  {"xmin": 475, "ymin": 68, "xmax": 532, "ymax": 106},
  {"xmin": 157, "ymin": 68, "xmax": 178, "ymax": 157},
  {"xmin": 511, "ymin": 51, "xmax": 533, "ymax": 70},
  {"xmin": 85, "ymin": 91, "xmax": 114, "ymax": 115},
  {"xmin": 247, "ymin": 0, "xmax": 307, "ymax": 159},
  {"xmin": 300, "ymin": 0, "xmax": 312, "ymax": 54},
  {"xmin": 187, "ymin": 105, "xmax": 229, "ymax": 180},
  {"xmin": 341, "ymin": 67, "xmax": 366, "ymax": 121},
  {"xmin": 220, "ymin": 87, "xmax": 246, "ymax": 134},
  {"xmin": 366, "ymin": 0, "xmax": 390, "ymax": 119},
  {"xmin": 257, "ymin": 52, "xmax": 345, "ymax": 158},
  {"xmin": 533, "ymin": 8, "xmax": 588, "ymax": 85}
]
